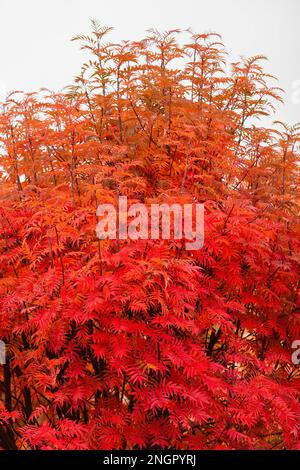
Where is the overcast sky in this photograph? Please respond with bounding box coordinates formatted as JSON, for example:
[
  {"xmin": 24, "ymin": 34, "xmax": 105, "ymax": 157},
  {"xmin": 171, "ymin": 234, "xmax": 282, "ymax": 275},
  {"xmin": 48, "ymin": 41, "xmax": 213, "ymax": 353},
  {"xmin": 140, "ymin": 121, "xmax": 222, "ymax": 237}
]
[{"xmin": 0, "ymin": 0, "xmax": 299, "ymax": 125}]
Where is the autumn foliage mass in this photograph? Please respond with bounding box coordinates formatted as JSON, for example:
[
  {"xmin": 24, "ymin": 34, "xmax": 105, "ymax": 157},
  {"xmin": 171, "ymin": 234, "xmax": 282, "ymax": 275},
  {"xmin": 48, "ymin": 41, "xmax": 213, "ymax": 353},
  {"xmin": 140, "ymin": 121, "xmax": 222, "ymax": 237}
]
[{"xmin": 0, "ymin": 22, "xmax": 299, "ymax": 450}]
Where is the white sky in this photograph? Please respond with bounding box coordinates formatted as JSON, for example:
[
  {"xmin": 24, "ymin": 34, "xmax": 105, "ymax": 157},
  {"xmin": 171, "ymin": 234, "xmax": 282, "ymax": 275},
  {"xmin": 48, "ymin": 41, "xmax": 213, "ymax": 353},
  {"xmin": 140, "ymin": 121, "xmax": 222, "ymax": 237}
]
[{"xmin": 0, "ymin": 0, "xmax": 299, "ymax": 125}]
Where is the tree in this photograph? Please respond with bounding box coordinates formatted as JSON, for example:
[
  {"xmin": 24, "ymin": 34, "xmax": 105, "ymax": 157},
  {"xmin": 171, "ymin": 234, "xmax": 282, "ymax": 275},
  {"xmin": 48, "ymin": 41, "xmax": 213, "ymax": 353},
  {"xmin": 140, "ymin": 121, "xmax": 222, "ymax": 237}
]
[{"xmin": 0, "ymin": 22, "xmax": 299, "ymax": 450}]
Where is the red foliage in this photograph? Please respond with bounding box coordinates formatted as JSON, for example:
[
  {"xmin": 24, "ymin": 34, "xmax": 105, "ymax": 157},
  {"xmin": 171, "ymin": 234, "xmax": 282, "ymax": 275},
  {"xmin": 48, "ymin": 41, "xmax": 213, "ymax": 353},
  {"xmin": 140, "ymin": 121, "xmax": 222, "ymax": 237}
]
[{"xmin": 0, "ymin": 23, "xmax": 299, "ymax": 450}]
